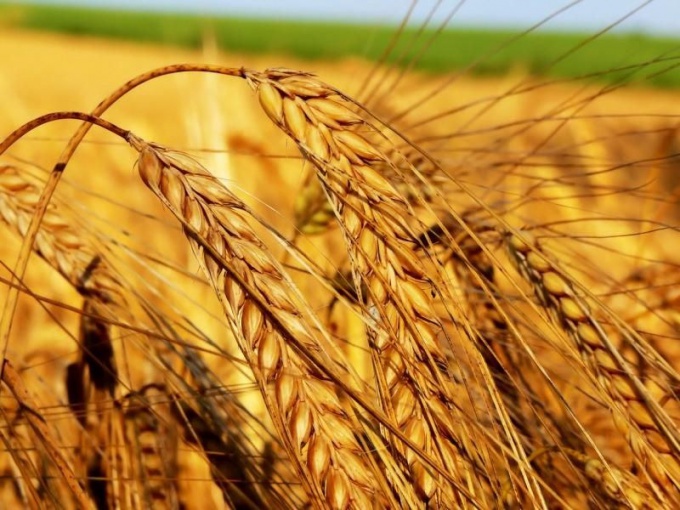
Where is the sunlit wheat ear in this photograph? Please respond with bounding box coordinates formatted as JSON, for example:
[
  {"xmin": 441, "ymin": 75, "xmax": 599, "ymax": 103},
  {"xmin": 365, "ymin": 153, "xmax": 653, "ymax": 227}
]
[
  {"xmin": 131, "ymin": 139, "xmax": 399, "ymax": 510},
  {"xmin": 292, "ymin": 140, "xmax": 442, "ymax": 238},
  {"xmin": 248, "ymin": 68, "xmax": 519, "ymax": 507},
  {"xmin": 412, "ymin": 211, "xmax": 611, "ymax": 506},
  {"xmin": 507, "ymin": 230, "xmax": 680, "ymax": 503},
  {"xmin": 424, "ymin": 217, "xmax": 570, "ymax": 441}
]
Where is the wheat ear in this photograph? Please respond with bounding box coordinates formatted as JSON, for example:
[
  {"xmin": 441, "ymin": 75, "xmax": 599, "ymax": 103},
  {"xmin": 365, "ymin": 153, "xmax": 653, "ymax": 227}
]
[
  {"xmin": 1, "ymin": 160, "xmax": 294, "ymax": 508},
  {"xmin": 122, "ymin": 384, "xmax": 180, "ymax": 510},
  {"xmin": 0, "ymin": 165, "xmax": 125, "ymax": 308},
  {"xmin": 507, "ymin": 230, "xmax": 680, "ymax": 502},
  {"xmin": 248, "ymin": 68, "xmax": 508, "ymax": 507},
  {"xmin": 131, "ymin": 140, "xmax": 400, "ymax": 509}
]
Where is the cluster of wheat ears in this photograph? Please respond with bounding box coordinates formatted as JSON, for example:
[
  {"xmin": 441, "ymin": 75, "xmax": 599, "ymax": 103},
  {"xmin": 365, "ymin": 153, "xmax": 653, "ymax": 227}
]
[{"xmin": 0, "ymin": 41, "xmax": 679, "ymax": 510}]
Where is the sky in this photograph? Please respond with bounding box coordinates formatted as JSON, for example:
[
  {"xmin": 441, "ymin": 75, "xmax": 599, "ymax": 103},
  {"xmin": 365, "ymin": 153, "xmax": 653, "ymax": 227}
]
[{"xmin": 19, "ymin": 0, "xmax": 680, "ymax": 36}]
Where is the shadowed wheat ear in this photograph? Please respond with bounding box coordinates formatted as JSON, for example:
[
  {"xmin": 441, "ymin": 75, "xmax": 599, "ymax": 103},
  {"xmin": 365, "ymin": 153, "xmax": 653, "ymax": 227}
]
[
  {"xmin": 247, "ymin": 68, "xmax": 549, "ymax": 507},
  {"xmin": 122, "ymin": 384, "xmax": 180, "ymax": 510},
  {"xmin": 560, "ymin": 448, "xmax": 654, "ymax": 509},
  {"xmin": 130, "ymin": 138, "xmax": 411, "ymax": 509},
  {"xmin": 507, "ymin": 230, "xmax": 680, "ymax": 503}
]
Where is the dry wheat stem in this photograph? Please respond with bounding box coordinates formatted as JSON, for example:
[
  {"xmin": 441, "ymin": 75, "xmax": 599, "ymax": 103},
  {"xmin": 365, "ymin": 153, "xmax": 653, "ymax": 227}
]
[{"xmin": 507, "ymin": 230, "xmax": 680, "ymax": 501}]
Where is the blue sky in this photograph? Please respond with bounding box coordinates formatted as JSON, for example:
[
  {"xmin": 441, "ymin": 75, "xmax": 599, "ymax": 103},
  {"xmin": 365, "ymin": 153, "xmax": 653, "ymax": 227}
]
[{"xmin": 20, "ymin": 1, "xmax": 680, "ymax": 36}]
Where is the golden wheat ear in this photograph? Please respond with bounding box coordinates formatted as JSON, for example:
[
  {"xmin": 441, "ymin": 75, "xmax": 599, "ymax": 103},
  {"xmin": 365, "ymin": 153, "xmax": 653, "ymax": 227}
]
[
  {"xmin": 131, "ymin": 140, "xmax": 408, "ymax": 509},
  {"xmin": 507, "ymin": 230, "xmax": 680, "ymax": 504},
  {"xmin": 1, "ymin": 141, "xmax": 302, "ymax": 508},
  {"xmin": 250, "ymin": 68, "xmax": 563, "ymax": 508}
]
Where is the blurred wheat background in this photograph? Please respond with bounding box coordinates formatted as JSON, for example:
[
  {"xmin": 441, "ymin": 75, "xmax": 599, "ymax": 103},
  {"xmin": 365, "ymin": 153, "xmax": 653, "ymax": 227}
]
[{"xmin": 0, "ymin": 1, "xmax": 679, "ymax": 508}]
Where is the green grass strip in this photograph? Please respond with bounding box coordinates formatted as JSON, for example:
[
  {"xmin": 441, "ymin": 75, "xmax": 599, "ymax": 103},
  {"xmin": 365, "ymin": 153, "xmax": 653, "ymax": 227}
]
[{"xmin": 2, "ymin": 2, "xmax": 680, "ymax": 88}]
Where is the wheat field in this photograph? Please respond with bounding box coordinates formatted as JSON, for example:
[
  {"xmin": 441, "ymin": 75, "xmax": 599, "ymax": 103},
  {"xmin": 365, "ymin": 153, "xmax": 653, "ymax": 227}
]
[{"xmin": 1, "ymin": 5, "xmax": 680, "ymax": 509}]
